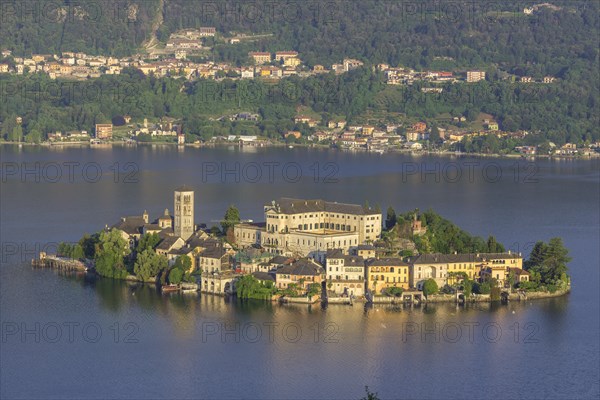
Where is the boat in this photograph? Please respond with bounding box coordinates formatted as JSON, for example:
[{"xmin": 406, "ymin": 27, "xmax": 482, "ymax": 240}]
[{"xmin": 161, "ymin": 284, "xmax": 180, "ymax": 293}]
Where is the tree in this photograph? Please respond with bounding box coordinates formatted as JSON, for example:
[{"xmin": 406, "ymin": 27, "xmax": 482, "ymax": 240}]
[
  {"xmin": 385, "ymin": 206, "xmax": 397, "ymax": 230},
  {"xmin": 134, "ymin": 249, "xmax": 168, "ymax": 282},
  {"xmin": 361, "ymin": 386, "xmax": 380, "ymax": 400},
  {"xmin": 72, "ymin": 244, "xmax": 85, "ymax": 260},
  {"xmin": 422, "ymin": 279, "xmax": 438, "ymax": 297},
  {"xmin": 25, "ymin": 129, "xmax": 42, "ymax": 143},
  {"xmin": 168, "ymin": 267, "xmax": 184, "ymax": 284},
  {"xmin": 221, "ymin": 205, "xmax": 240, "ymax": 235},
  {"xmin": 8, "ymin": 125, "xmax": 23, "ymax": 142},
  {"xmin": 486, "ymin": 236, "xmax": 504, "ymax": 253},
  {"xmin": 307, "ymin": 283, "xmax": 321, "ymax": 297},
  {"xmin": 474, "ymin": 281, "xmax": 491, "ymax": 294},
  {"xmin": 541, "ymin": 237, "xmax": 571, "ymax": 283},
  {"xmin": 525, "ymin": 241, "xmax": 548, "ymax": 270},
  {"xmin": 172, "ymin": 255, "xmax": 192, "ymax": 273},
  {"xmin": 136, "ymin": 233, "xmax": 160, "ymax": 253},
  {"xmin": 79, "ymin": 234, "xmax": 98, "ymax": 259},
  {"xmin": 386, "ymin": 286, "xmax": 403, "ymax": 297},
  {"xmin": 429, "ymin": 125, "xmax": 441, "ymax": 143},
  {"xmin": 94, "ymin": 229, "xmax": 130, "ymax": 278},
  {"xmin": 462, "ymin": 279, "xmax": 473, "ymax": 298},
  {"xmin": 1, "ymin": 114, "xmax": 17, "ymax": 140}
]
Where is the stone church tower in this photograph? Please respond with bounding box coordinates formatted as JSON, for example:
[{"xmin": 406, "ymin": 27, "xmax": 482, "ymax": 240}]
[{"xmin": 174, "ymin": 186, "xmax": 194, "ymax": 240}]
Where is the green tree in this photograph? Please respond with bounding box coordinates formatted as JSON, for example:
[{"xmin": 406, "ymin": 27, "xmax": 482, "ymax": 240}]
[
  {"xmin": 94, "ymin": 229, "xmax": 130, "ymax": 279},
  {"xmin": 541, "ymin": 237, "xmax": 571, "ymax": 283},
  {"xmin": 385, "ymin": 206, "xmax": 397, "ymax": 230},
  {"xmin": 173, "ymin": 255, "xmax": 192, "ymax": 273},
  {"xmin": 8, "ymin": 125, "xmax": 23, "ymax": 142},
  {"xmin": 79, "ymin": 234, "xmax": 98, "ymax": 259},
  {"xmin": 72, "ymin": 244, "xmax": 85, "ymax": 260},
  {"xmin": 307, "ymin": 283, "xmax": 321, "ymax": 297},
  {"xmin": 136, "ymin": 233, "xmax": 160, "ymax": 253},
  {"xmin": 221, "ymin": 205, "xmax": 240, "ymax": 235},
  {"xmin": 25, "ymin": 129, "xmax": 42, "ymax": 143},
  {"xmin": 486, "ymin": 236, "xmax": 504, "ymax": 253},
  {"xmin": 462, "ymin": 279, "xmax": 473, "ymax": 298},
  {"xmin": 133, "ymin": 249, "xmax": 168, "ymax": 281},
  {"xmin": 386, "ymin": 286, "xmax": 403, "ymax": 297},
  {"xmin": 525, "ymin": 241, "xmax": 548, "ymax": 270},
  {"xmin": 1, "ymin": 114, "xmax": 17, "ymax": 140},
  {"xmin": 475, "ymin": 281, "xmax": 491, "ymax": 294},
  {"xmin": 168, "ymin": 267, "xmax": 184, "ymax": 284},
  {"xmin": 422, "ymin": 279, "xmax": 438, "ymax": 298},
  {"xmin": 361, "ymin": 386, "xmax": 380, "ymax": 400}
]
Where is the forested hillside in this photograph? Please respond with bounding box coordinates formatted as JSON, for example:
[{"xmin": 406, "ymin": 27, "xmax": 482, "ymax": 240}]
[{"xmin": 0, "ymin": 1, "xmax": 598, "ymax": 144}]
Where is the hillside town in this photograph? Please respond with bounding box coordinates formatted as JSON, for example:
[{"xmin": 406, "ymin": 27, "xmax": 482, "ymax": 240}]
[
  {"xmin": 42, "ymin": 187, "xmax": 553, "ymax": 304},
  {"xmin": 1, "ymin": 26, "xmax": 595, "ymax": 157}
]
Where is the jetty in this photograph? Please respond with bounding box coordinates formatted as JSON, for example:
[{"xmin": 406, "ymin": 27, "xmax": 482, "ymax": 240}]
[{"xmin": 31, "ymin": 252, "xmax": 92, "ymax": 272}]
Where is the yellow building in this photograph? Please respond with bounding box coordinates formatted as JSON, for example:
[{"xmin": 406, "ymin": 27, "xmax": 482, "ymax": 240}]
[
  {"xmin": 283, "ymin": 57, "xmax": 301, "ymax": 67},
  {"xmin": 479, "ymin": 252, "xmax": 523, "ymax": 286},
  {"xmin": 409, "ymin": 252, "xmax": 523, "ymax": 289},
  {"xmin": 249, "ymin": 52, "xmax": 271, "ymax": 64},
  {"xmin": 366, "ymin": 258, "xmax": 410, "ymax": 293}
]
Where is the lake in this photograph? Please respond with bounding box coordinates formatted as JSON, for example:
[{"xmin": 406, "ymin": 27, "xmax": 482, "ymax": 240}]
[{"xmin": 1, "ymin": 145, "xmax": 599, "ymax": 399}]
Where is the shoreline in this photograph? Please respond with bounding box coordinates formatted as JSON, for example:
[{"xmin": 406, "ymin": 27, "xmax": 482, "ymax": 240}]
[
  {"xmin": 33, "ymin": 259, "xmax": 570, "ymax": 305},
  {"xmin": 2, "ymin": 141, "xmax": 598, "ymax": 161}
]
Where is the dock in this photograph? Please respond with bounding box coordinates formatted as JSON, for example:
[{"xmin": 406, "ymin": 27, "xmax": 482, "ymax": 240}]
[{"xmin": 31, "ymin": 252, "xmax": 91, "ymax": 272}]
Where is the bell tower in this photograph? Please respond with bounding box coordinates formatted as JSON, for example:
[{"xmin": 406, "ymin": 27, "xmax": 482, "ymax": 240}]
[{"xmin": 174, "ymin": 186, "xmax": 194, "ymax": 240}]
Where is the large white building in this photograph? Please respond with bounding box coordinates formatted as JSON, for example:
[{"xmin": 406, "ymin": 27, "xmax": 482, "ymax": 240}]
[{"xmin": 234, "ymin": 198, "xmax": 382, "ymax": 258}]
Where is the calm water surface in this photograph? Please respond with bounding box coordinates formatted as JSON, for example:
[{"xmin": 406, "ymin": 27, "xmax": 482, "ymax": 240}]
[{"xmin": 1, "ymin": 146, "xmax": 599, "ymax": 399}]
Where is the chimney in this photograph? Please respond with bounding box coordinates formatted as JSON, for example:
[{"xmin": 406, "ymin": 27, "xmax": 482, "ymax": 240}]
[{"xmin": 508, "ymin": 250, "xmax": 511, "ymax": 255}]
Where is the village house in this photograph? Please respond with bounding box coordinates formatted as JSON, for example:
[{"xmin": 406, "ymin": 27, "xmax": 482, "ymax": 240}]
[
  {"xmin": 352, "ymin": 244, "xmax": 376, "ymax": 259},
  {"xmin": 235, "ymin": 248, "xmax": 272, "ymax": 274},
  {"xmin": 478, "ymin": 252, "xmax": 524, "ymax": 287},
  {"xmin": 156, "ymin": 236, "xmax": 186, "ymax": 258},
  {"xmin": 343, "ymin": 58, "xmax": 364, "ymax": 72},
  {"xmin": 325, "ymin": 249, "xmax": 366, "ymax": 297},
  {"xmin": 249, "ymin": 52, "xmax": 271, "ymax": 64},
  {"xmin": 111, "ymin": 213, "xmax": 148, "ymax": 248},
  {"xmin": 198, "ymin": 243, "xmax": 232, "ymax": 275},
  {"xmin": 294, "ymin": 115, "xmax": 318, "ymax": 127},
  {"xmin": 95, "ymin": 124, "xmax": 113, "ymax": 140},
  {"xmin": 275, "ymin": 258, "xmax": 325, "ymax": 292},
  {"xmin": 466, "ymin": 71, "xmax": 486, "ymax": 82}
]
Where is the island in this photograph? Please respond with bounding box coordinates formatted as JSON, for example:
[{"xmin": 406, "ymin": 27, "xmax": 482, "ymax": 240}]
[{"xmin": 34, "ymin": 186, "xmax": 572, "ymax": 305}]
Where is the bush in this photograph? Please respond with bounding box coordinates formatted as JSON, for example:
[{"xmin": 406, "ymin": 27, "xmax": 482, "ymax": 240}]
[
  {"xmin": 386, "ymin": 287, "xmax": 403, "ymax": 297},
  {"xmin": 474, "ymin": 281, "xmax": 491, "ymax": 294},
  {"xmin": 422, "ymin": 279, "xmax": 438, "ymax": 298},
  {"xmin": 462, "ymin": 280, "xmax": 473, "ymax": 297},
  {"xmin": 440, "ymin": 284, "xmax": 454, "ymax": 294},
  {"xmin": 168, "ymin": 268, "xmax": 184, "ymax": 284},
  {"xmin": 490, "ymin": 287, "xmax": 501, "ymax": 302},
  {"xmin": 518, "ymin": 281, "xmax": 539, "ymax": 291}
]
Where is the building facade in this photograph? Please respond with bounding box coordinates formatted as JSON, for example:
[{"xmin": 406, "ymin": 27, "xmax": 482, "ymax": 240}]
[
  {"xmin": 366, "ymin": 258, "xmax": 411, "ymax": 294},
  {"xmin": 325, "ymin": 249, "xmax": 365, "ymax": 297}
]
